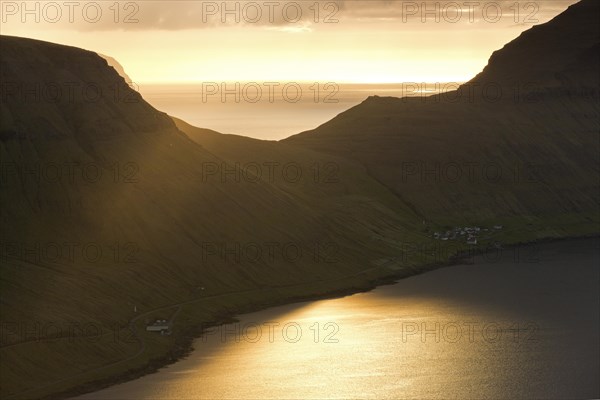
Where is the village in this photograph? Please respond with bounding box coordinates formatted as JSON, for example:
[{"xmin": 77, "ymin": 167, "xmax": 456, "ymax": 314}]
[{"xmin": 432, "ymin": 225, "xmax": 503, "ymax": 245}]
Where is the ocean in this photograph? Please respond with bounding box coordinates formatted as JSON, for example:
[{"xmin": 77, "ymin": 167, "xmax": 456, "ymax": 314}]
[{"xmin": 138, "ymin": 83, "xmax": 454, "ymax": 140}]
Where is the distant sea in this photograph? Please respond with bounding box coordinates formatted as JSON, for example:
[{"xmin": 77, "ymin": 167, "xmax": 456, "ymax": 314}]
[{"xmin": 138, "ymin": 83, "xmax": 456, "ymax": 140}]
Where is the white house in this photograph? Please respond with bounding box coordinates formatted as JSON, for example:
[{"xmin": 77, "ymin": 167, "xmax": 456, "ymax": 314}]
[{"xmin": 146, "ymin": 319, "xmax": 170, "ymax": 333}]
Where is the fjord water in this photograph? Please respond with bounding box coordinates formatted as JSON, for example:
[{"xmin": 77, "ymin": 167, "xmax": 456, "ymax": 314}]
[{"xmin": 77, "ymin": 239, "xmax": 599, "ymax": 400}]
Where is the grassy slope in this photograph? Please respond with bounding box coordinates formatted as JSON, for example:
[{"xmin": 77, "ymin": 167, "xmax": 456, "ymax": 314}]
[
  {"xmin": 2, "ymin": 1, "xmax": 599, "ymax": 397},
  {"xmin": 285, "ymin": 96, "xmax": 600, "ymax": 232},
  {"xmin": 283, "ymin": 0, "xmax": 600, "ymax": 237},
  {"xmin": 0, "ymin": 37, "xmax": 427, "ymax": 399}
]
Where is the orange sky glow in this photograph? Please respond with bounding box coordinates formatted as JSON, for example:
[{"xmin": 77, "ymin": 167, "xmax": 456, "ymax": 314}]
[{"xmin": 1, "ymin": 0, "xmax": 579, "ymax": 84}]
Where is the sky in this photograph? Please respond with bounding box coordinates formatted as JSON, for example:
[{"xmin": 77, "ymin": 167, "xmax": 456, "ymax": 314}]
[{"xmin": 1, "ymin": 0, "xmax": 579, "ymax": 84}]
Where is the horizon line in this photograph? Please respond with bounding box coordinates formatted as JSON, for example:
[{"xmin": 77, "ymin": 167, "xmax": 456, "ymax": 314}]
[{"xmin": 136, "ymin": 81, "xmax": 468, "ymax": 85}]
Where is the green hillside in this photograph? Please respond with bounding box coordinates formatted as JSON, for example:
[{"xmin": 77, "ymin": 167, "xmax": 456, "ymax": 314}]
[
  {"xmin": 284, "ymin": 0, "xmax": 600, "ymax": 237},
  {"xmin": 0, "ymin": 36, "xmax": 425, "ymax": 400},
  {"xmin": 1, "ymin": 1, "xmax": 598, "ymax": 398}
]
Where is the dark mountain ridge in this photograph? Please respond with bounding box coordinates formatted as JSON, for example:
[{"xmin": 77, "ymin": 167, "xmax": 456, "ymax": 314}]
[
  {"xmin": 284, "ymin": 0, "xmax": 599, "ymax": 229},
  {"xmin": 1, "ymin": 34, "xmax": 423, "ymax": 400},
  {"xmin": 468, "ymin": 0, "xmax": 600, "ymax": 91},
  {"xmin": 1, "ymin": 1, "xmax": 598, "ymax": 398}
]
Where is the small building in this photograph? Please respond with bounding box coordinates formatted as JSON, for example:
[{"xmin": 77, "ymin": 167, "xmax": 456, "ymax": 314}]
[
  {"xmin": 494, "ymin": 225, "xmax": 503, "ymax": 230},
  {"xmin": 146, "ymin": 319, "xmax": 170, "ymax": 333},
  {"xmin": 467, "ymin": 236, "xmax": 477, "ymax": 245}
]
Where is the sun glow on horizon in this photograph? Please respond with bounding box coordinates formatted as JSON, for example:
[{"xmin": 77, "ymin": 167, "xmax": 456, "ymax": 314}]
[{"xmin": 0, "ymin": 1, "xmax": 577, "ymax": 85}]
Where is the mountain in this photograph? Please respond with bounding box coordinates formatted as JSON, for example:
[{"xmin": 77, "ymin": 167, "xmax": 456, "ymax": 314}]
[
  {"xmin": 284, "ymin": 0, "xmax": 599, "ymax": 235},
  {"xmin": 1, "ymin": 0, "xmax": 599, "ymax": 398},
  {"xmin": 98, "ymin": 54, "xmax": 133, "ymax": 84},
  {"xmin": 468, "ymin": 0, "xmax": 599, "ymax": 91},
  {"xmin": 0, "ymin": 36, "xmax": 424, "ymax": 399}
]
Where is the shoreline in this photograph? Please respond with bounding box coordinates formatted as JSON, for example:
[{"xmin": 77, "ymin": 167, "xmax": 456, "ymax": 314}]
[{"xmin": 44, "ymin": 233, "xmax": 599, "ymax": 400}]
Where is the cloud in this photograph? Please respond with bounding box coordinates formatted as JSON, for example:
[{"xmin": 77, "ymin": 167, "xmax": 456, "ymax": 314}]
[
  {"xmin": 335, "ymin": 0, "xmax": 578, "ymax": 24},
  {"xmin": 0, "ymin": 0, "xmax": 579, "ymax": 31}
]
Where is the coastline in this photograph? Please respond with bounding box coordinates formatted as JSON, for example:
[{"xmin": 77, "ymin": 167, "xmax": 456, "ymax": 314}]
[{"xmin": 43, "ymin": 233, "xmax": 599, "ymax": 400}]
